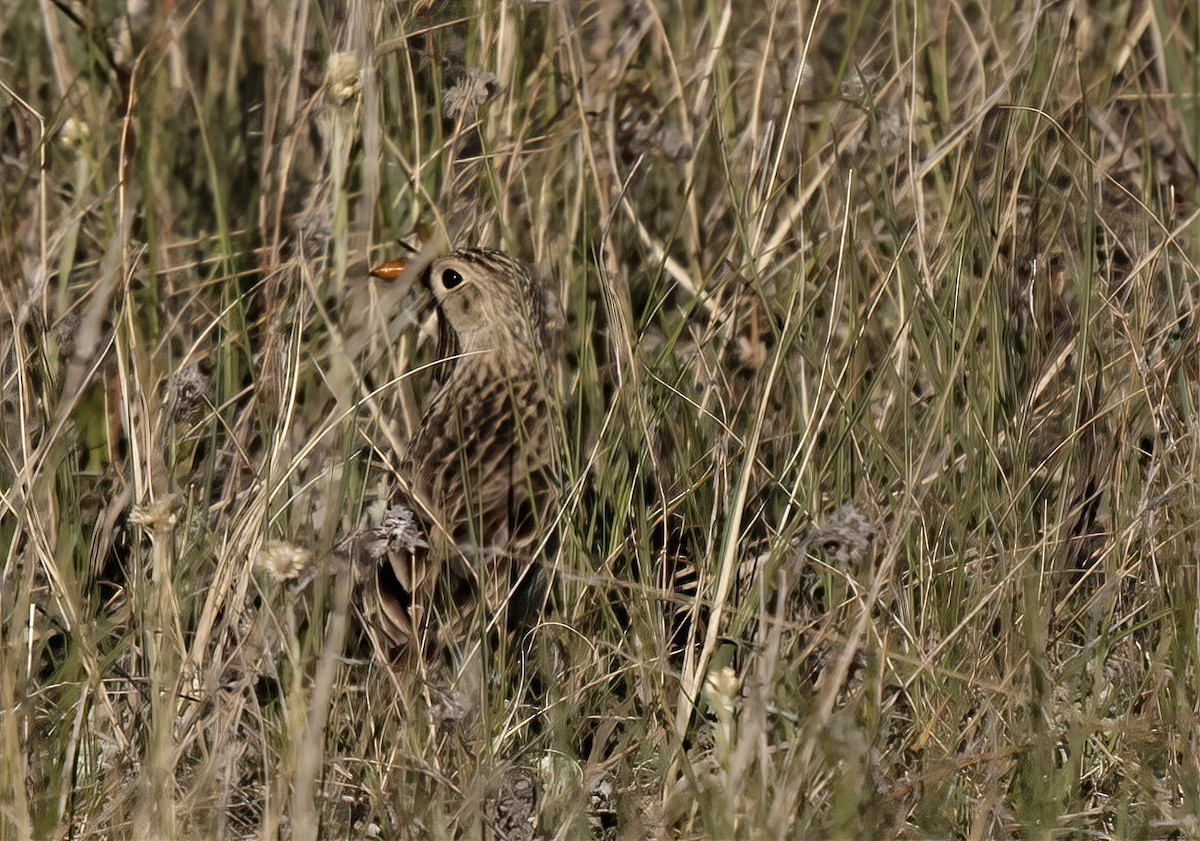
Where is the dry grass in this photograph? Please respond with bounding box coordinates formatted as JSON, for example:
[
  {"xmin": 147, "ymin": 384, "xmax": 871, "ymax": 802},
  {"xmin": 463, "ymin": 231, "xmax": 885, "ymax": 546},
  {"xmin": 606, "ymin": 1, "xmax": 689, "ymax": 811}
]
[{"xmin": 2, "ymin": 1, "xmax": 1199, "ymax": 838}]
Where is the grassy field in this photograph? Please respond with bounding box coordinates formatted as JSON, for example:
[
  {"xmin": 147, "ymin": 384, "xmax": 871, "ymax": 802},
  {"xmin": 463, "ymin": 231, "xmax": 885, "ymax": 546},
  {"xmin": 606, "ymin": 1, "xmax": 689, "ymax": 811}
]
[{"xmin": 2, "ymin": 1, "xmax": 1199, "ymax": 838}]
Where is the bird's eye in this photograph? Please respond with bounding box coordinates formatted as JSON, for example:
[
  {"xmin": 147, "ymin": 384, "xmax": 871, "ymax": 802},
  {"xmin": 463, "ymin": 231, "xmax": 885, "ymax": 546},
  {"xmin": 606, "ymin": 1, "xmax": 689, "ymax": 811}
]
[{"xmin": 441, "ymin": 269, "xmax": 464, "ymax": 290}]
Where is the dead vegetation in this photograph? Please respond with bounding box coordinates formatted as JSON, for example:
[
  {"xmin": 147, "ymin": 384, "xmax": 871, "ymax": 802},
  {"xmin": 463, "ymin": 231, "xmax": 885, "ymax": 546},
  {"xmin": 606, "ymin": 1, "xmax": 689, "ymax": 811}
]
[{"xmin": 1, "ymin": 0, "xmax": 1199, "ymax": 838}]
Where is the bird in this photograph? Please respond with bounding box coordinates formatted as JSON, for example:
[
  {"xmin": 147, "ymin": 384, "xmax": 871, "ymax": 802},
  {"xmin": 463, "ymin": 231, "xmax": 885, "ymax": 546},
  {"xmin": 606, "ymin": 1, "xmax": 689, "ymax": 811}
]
[{"xmin": 366, "ymin": 247, "xmax": 565, "ymax": 658}]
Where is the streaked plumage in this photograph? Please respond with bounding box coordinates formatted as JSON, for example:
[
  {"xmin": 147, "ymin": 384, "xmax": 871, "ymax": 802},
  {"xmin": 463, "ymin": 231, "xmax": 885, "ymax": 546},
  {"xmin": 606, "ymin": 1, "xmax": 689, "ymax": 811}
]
[{"xmin": 371, "ymin": 248, "xmax": 563, "ymax": 655}]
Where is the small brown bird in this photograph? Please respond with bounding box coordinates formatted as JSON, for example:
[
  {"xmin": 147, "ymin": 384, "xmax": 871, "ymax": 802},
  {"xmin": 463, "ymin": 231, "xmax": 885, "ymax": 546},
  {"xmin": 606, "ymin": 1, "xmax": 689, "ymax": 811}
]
[{"xmin": 368, "ymin": 247, "xmax": 564, "ymax": 656}]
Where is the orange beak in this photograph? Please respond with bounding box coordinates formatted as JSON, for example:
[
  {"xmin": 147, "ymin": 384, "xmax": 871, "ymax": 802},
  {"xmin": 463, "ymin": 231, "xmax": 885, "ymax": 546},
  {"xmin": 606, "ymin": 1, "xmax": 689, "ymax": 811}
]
[{"xmin": 369, "ymin": 259, "xmax": 408, "ymax": 281}]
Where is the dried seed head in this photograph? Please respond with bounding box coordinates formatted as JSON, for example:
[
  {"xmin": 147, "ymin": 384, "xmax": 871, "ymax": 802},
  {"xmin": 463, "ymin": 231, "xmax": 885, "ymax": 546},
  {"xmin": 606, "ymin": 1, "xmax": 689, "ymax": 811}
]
[
  {"xmin": 59, "ymin": 116, "xmax": 90, "ymax": 152},
  {"xmin": 168, "ymin": 362, "xmax": 211, "ymax": 420},
  {"xmin": 327, "ymin": 51, "xmax": 361, "ymax": 104},
  {"xmin": 364, "ymin": 506, "xmax": 429, "ymax": 559},
  {"xmin": 129, "ymin": 495, "xmax": 182, "ymax": 536},
  {"xmin": 443, "ymin": 69, "xmax": 500, "ymax": 120},
  {"xmin": 703, "ymin": 666, "xmax": 741, "ymax": 717},
  {"xmin": 256, "ymin": 540, "xmax": 313, "ymax": 582}
]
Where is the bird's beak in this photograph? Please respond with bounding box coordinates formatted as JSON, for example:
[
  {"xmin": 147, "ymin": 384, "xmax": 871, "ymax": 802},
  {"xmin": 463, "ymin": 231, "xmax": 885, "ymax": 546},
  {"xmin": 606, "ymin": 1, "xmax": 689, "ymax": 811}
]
[
  {"xmin": 370, "ymin": 255, "xmax": 437, "ymax": 320},
  {"xmin": 369, "ymin": 259, "xmax": 408, "ymax": 281}
]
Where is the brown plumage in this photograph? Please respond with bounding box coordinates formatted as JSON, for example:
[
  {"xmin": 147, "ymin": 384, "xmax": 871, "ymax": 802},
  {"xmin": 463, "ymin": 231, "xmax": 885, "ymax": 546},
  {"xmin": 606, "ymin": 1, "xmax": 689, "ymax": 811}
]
[{"xmin": 369, "ymin": 248, "xmax": 564, "ymax": 656}]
